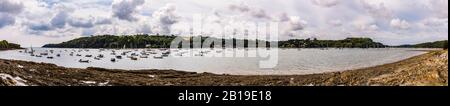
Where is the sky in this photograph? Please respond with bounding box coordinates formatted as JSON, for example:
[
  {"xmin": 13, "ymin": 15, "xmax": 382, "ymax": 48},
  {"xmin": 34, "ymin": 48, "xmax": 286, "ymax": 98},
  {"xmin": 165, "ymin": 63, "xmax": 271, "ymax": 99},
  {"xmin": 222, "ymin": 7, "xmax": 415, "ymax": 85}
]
[{"xmin": 0, "ymin": 0, "xmax": 448, "ymax": 46}]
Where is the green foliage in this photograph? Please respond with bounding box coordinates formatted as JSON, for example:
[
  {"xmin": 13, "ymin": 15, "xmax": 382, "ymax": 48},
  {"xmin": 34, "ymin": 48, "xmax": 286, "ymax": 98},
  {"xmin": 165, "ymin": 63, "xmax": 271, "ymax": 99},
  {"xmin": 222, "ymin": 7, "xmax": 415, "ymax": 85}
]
[
  {"xmin": 445, "ymin": 41, "xmax": 448, "ymax": 50},
  {"xmin": 0, "ymin": 40, "xmax": 21, "ymax": 50},
  {"xmin": 44, "ymin": 34, "xmax": 178, "ymax": 48},
  {"xmin": 278, "ymin": 37, "xmax": 386, "ymax": 48},
  {"xmin": 397, "ymin": 40, "xmax": 448, "ymax": 49},
  {"xmin": 43, "ymin": 35, "xmax": 389, "ymax": 48}
]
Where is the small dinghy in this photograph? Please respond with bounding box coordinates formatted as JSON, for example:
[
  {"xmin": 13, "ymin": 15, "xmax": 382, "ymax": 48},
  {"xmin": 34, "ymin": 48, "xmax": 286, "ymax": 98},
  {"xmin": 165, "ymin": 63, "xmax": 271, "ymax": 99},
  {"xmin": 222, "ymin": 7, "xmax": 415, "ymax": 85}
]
[
  {"xmin": 79, "ymin": 59, "xmax": 89, "ymax": 63},
  {"xmin": 116, "ymin": 55, "xmax": 122, "ymax": 59},
  {"xmin": 130, "ymin": 56, "xmax": 138, "ymax": 60}
]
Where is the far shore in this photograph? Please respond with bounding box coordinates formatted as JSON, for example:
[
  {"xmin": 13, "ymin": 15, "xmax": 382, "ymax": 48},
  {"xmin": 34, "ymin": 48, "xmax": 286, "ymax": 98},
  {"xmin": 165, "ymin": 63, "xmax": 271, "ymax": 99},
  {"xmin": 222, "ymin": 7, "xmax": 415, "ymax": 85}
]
[{"xmin": 0, "ymin": 49, "xmax": 448, "ymax": 86}]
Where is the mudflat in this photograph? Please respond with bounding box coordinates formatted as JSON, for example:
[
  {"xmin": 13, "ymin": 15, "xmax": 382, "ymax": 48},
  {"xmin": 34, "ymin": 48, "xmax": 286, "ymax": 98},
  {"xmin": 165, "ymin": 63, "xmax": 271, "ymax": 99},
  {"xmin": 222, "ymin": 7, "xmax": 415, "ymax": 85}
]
[{"xmin": 1, "ymin": 50, "xmax": 447, "ymax": 86}]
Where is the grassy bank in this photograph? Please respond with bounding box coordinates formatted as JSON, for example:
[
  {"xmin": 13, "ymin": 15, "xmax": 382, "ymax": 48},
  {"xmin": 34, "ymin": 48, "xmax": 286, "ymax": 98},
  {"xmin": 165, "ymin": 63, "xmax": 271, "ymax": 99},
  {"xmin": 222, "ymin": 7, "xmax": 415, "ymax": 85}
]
[{"xmin": 1, "ymin": 50, "xmax": 448, "ymax": 86}]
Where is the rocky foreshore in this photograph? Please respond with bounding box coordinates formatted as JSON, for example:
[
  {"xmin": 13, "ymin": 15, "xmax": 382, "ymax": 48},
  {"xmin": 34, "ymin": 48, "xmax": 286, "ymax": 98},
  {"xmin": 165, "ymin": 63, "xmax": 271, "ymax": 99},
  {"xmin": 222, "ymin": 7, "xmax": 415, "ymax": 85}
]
[{"xmin": 1, "ymin": 50, "xmax": 448, "ymax": 86}]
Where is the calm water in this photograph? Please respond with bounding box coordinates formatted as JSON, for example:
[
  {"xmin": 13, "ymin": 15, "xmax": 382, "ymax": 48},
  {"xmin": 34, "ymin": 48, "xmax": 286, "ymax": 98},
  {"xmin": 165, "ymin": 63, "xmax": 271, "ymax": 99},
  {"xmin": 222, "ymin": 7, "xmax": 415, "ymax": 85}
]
[{"xmin": 0, "ymin": 48, "xmax": 429, "ymax": 75}]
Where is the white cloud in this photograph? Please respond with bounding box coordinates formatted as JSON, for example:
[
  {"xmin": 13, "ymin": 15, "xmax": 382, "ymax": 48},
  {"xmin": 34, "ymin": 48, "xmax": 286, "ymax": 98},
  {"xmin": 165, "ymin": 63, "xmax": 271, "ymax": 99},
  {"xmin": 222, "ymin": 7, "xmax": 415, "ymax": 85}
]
[
  {"xmin": 421, "ymin": 18, "xmax": 448, "ymax": 27},
  {"xmin": 151, "ymin": 4, "xmax": 180, "ymax": 34},
  {"xmin": 428, "ymin": 0, "xmax": 448, "ymax": 18},
  {"xmin": 278, "ymin": 15, "xmax": 308, "ymax": 37},
  {"xmin": 352, "ymin": 15, "xmax": 378, "ymax": 31},
  {"xmin": 0, "ymin": 0, "xmax": 448, "ymax": 46},
  {"xmin": 360, "ymin": 0, "xmax": 393, "ymax": 19},
  {"xmin": 390, "ymin": 18, "xmax": 411, "ymax": 30},
  {"xmin": 327, "ymin": 19, "xmax": 342, "ymax": 27}
]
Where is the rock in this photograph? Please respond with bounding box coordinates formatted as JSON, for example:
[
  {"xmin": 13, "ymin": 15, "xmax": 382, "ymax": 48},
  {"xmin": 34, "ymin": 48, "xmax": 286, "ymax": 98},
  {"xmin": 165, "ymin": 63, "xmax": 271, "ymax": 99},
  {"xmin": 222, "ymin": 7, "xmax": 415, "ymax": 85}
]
[
  {"xmin": 148, "ymin": 75, "xmax": 156, "ymax": 78},
  {"xmin": 0, "ymin": 73, "xmax": 28, "ymax": 86},
  {"xmin": 17, "ymin": 65, "xmax": 24, "ymax": 68}
]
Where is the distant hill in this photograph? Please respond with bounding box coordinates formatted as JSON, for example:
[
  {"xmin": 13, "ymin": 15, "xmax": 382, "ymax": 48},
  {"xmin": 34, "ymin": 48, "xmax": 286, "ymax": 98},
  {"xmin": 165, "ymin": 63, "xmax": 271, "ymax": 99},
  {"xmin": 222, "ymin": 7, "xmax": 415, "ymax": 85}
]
[
  {"xmin": 278, "ymin": 37, "xmax": 386, "ymax": 48},
  {"xmin": 397, "ymin": 40, "xmax": 448, "ymax": 49},
  {"xmin": 43, "ymin": 34, "xmax": 388, "ymax": 48},
  {"xmin": 0, "ymin": 40, "xmax": 21, "ymax": 50}
]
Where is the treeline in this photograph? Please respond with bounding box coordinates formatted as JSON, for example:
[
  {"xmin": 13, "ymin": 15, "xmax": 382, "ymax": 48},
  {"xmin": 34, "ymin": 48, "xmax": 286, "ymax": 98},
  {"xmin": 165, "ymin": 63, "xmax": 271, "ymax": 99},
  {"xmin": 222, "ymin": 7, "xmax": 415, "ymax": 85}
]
[
  {"xmin": 43, "ymin": 34, "xmax": 178, "ymax": 48},
  {"xmin": 279, "ymin": 38, "xmax": 386, "ymax": 48},
  {"xmin": 43, "ymin": 34, "xmax": 388, "ymax": 48},
  {"xmin": 397, "ymin": 40, "xmax": 448, "ymax": 49},
  {"xmin": 0, "ymin": 40, "xmax": 21, "ymax": 50}
]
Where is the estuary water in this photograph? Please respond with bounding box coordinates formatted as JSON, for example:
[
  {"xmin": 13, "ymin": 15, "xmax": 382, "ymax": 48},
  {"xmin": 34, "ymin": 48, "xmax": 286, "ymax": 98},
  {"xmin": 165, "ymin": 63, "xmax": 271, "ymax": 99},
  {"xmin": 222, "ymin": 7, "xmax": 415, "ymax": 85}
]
[{"xmin": 0, "ymin": 48, "xmax": 429, "ymax": 75}]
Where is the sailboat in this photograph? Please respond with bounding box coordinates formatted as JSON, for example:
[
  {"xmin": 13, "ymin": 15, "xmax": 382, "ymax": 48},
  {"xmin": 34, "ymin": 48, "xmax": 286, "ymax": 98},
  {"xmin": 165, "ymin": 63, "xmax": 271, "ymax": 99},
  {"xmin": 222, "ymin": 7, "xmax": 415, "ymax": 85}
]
[{"xmin": 29, "ymin": 45, "xmax": 35, "ymax": 56}]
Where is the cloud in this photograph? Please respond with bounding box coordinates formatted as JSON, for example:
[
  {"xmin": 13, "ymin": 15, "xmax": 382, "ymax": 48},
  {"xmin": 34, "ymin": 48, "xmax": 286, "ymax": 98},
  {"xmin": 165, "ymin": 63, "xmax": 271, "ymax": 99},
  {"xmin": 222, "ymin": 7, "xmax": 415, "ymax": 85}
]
[
  {"xmin": 68, "ymin": 17, "xmax": 94, "ymax": 28},
  {"xmin": 229, "ymin": 3, "xmax": 250, "ymax": 12},
  {"xmin": 328, "ymin": 19, "xmax": 343, "ymax": 27},
  {"xmin": 360, "ymin": 0, "xmax": 393, "ymax": 19},
  {"xmin": 136, "ymin": 24, "xmax": 152, "ymax": 34},
  {"xmin": 112, "ymin": 0, "xmax": 145, "ymax": 21},
  {"xmin": 390, "ymin": 18, "xmax": 411, "ymax": 30},
  {"xmin": 287, "ymin": 16, "xmax": 308, "ymax": 31},
  {"xmin": 50, "ymin": 11, "xmax": 70, "ymax": 28},
  {"xmin": 311, "ymin": 0, "xmax": 340, "ymax": 7},
  {"xmin": 0, "ymin": 0, "xmax": 24, "ymax": 14},
  {"xmin": 277, "ymin": 13, "xmax": 308, "ymax": 37},
  {"xmin": 151, "ymin": 4, "xmax": 180, "ymax": 34},
  {"xmin": 421, "ymin": 17, "xmax": 448, "ymax": 27},
  {"xmin": 0, "ymin": 0, "xmax": 448, "ymax": 46},
  {"xmin": 0, "ymin": 0, "xmax": 24, "ymax": 28},
  {"xmin": 28, "ymin": 23, "xmax": 54, "ymax": 31},
  {"xmin": 0, "ymin": 13, "xmax": 16, "ymax": 28},
  {"xmin": 352, "ymin": 16, "xmax": 379, "ymax": 31},
  {"xmin": 94, "ymin": 17, "xmax": 112, "ymax": 25},
  {"xmin": 228, "ymin": 3, "xmax": 272, "ymax": 20},
  {"xmin": 250, "ymin": 9, "xmax": 271, "ymax": 19},
  {"xmin": 428, "ymin": 0, "xmax": 448, "ymax": 18}
]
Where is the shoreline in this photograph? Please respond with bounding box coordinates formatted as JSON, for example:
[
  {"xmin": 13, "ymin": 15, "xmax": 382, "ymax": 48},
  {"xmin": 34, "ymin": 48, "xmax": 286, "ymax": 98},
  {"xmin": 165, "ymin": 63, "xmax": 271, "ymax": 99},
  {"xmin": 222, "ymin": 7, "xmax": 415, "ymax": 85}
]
[
  {"xmin": 0, "ymin": 48, "xmax": 433, "ymax": 75},
  {"xmin": 1, "ymin": 50, "xmax": 448, "ymax": 86}
]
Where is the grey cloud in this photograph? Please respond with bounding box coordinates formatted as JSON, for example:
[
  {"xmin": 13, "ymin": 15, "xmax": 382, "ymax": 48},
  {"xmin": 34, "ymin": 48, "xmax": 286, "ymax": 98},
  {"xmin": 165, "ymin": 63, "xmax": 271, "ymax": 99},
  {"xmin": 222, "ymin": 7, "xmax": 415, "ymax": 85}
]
[
  {"xmin": 250, "ymin": 9, "xmax": 271, "ymax": 19},
  {"xmin": 229, "ymin": 3, "xmax": 250, "ymax": 12},
  {"xmin": 0, "ymin": 0, "xmax": 24, "ymax": 14},
  {"xmin": 50, "ymin": 11, "xmax": 69, "ymax": 28},
  {"xmin": 277, "ymin": 13, "xmax": 291, "ymax": 22},
  {"xmin": 229, "ymin": 3, "xmax": 272, "ymax": 20},
  {"xmin": 112, "ymin": 0, "xmax": 145, "ymax": 21},
  {"xmin": 0, "ymin": 0, "xmax": 24, "ymax": 28},
  {"xmin": 311, "ymin": 0, "xmax": 340, "ymax": 7},
  {"xmin": 94, "ymin": 17, "xmax": 112, "ymax": 25},
  {"xmin": 68, "ymin": 17, "xmax": 94, "ymax": 28},
  {"xmin": 29, "ymin": 23, "xmax": 54, "ymax": 31},
  {"xmin": 151, "ymin": 4, "xmax": 180, "ymax": 34},
  {"xmin": 137, "ymin": 24, "xmax": 152, "ymax": 34},
  {"xmin": 0, "ymin": 13, "xmax": 15, "ymax": 28},
  {"xmin": 228, "ymin": 3, "xmax": 272, "ymax": 19}
]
